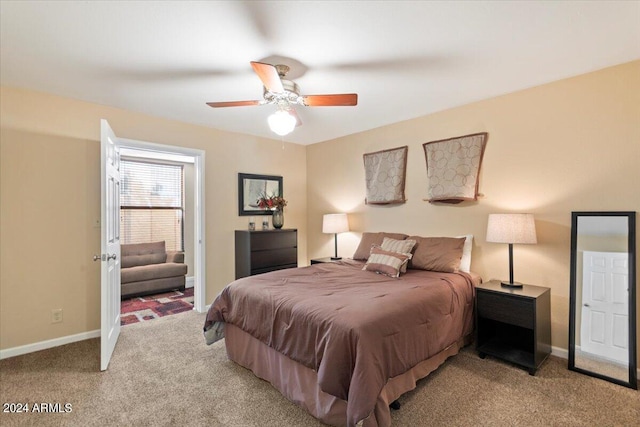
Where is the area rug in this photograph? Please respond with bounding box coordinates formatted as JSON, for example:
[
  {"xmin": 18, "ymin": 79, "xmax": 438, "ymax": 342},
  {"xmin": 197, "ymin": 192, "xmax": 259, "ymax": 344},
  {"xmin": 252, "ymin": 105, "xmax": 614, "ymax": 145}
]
[{"xmin": 120, "ymin": 287, "xmax": 194, "ymax": 325}]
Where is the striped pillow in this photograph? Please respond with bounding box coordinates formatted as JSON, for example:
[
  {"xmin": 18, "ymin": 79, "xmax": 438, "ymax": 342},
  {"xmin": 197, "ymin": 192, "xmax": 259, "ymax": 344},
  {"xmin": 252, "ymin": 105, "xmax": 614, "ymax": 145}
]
[
  {"xmin": 362, "ymin": 246, "xmax": 412, "ymax": 278},
  {"xmin": 352, "ymin": 232, "xmax": 409, "ymax": 260},
  {"xmin": 381, "ymin": 237, "xmax": 416, "ymax": 273}
]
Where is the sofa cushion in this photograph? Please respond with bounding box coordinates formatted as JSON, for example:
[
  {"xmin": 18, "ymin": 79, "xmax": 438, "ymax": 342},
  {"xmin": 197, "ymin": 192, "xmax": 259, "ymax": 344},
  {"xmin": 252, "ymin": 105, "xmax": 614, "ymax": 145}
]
[
  {"xmin": 166, "ymin": 251, "xmax": 184, "ymax": 264},
  {"xmin": 121, "ymin": 276, "xmax": 185, "ymax": 299},
  {"xmin": 121, "ymin": 241, "xmax": 167, "ymax": 268},
  {"xmin": 121, "ymin": 262, "xmax": 187, "ymax": 284}
]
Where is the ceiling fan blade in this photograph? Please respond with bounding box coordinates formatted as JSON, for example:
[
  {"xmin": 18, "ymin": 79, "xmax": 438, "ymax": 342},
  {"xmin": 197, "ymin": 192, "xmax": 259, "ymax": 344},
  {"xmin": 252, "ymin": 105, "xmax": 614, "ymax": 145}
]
[
  {"xmin": 250, "ymin": 61, "xmax": 285, "ymax": 93},
  {"xmin": 302, "ymin": 94, "xmax": 358, "ymax": 107},
  {"xmin": 206, "ymin": 100, "xmax": 261, "ymax": 108}
]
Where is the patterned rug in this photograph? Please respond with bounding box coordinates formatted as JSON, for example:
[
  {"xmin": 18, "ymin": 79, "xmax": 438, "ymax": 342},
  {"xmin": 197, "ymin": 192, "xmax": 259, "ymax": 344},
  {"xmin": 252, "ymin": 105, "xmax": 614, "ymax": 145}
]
[{"xmin": 120, "ymin": 287, "xmax": 194, "ymax": 326}]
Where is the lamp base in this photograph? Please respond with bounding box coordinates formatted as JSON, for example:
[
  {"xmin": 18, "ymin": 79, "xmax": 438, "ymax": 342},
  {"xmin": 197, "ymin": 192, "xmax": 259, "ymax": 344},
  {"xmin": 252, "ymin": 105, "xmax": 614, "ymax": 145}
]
[
  {"xmin": 500, "ymin": 281, "xmax": 524, "ymax": 288},
  {"xmin": 330, "ymin": 256, "xmax": 342, "ymax": 261}
]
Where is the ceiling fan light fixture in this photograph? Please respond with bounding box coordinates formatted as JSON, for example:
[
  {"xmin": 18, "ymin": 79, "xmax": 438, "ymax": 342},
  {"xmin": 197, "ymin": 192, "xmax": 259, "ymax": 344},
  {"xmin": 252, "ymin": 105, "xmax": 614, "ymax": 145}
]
[
  {"xmin": 207, "ymin": 61, "xmax": 358, "ymax": 135},
  {"xmin": 268, "ymin": 109, "xmax": 296, "ymax": 136}
]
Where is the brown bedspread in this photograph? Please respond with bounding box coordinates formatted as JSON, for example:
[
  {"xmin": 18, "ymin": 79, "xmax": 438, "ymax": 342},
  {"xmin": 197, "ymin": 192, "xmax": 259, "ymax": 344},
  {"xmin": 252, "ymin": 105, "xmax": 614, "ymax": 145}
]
[{"xmin": 204, "ymin": 260, "xmax": 476, "ymax": 427}]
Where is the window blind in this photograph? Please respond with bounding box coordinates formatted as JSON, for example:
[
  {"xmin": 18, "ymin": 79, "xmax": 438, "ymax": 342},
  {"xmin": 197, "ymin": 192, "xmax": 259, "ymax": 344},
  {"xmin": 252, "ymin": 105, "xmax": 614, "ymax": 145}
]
[{"xmin": 120, "ymin": 159, "xmax": 184, "ymax": 251}]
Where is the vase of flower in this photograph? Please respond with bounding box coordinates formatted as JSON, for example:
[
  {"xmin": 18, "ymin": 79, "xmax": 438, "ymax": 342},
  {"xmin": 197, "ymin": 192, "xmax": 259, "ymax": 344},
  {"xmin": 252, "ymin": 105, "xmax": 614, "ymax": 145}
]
[
  {"xmin": 272, "ymin": 207, "xmax": 284, "ymax": 229},
  {"xmin": 257, "ymin": 193, "xmax": 287, "ymax": 230}
]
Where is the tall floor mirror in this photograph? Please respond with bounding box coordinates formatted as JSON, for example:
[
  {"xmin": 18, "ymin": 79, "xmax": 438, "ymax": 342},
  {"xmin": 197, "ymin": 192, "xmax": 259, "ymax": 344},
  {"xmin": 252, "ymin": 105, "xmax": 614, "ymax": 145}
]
[{"xmin": 569, "ymin": 211, "xmax": 637, "ymax": 389}]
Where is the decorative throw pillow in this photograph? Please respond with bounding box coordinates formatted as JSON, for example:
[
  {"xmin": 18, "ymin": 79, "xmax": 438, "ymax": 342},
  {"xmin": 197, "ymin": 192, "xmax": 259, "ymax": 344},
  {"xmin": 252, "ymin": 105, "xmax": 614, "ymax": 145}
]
[
  {"xmin": 407, "ymin": 236, "xmax": 465, "ymax": 273},
  {"xmin": 362, "ymin": 245, "xmax": 412, "ymax": 278},
  {"xmin": 381, "ymin": 237, "xmax": 416, "ymax": 273},
  {"xmin": 352, "ymin": 232, "xmax": 409, "ymax": 260}
]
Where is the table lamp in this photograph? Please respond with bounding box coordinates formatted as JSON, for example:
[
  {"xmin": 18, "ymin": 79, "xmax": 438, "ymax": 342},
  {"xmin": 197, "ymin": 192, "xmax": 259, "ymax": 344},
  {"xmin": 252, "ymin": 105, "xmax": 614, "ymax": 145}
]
[
  {"xmin": 486, "ymin": 213, "xmax": 537, "ymax": 288},
  {"xmin": 322, "ymin": 213, "xmax": 349, "ymax": 260}
]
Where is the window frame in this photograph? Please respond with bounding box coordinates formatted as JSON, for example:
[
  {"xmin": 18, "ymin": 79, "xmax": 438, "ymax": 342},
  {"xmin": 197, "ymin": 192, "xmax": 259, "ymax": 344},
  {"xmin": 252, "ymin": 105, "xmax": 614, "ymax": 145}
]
[{"xmin": 119, "ymin": 158, "xmax": 185, "ymax": 252}]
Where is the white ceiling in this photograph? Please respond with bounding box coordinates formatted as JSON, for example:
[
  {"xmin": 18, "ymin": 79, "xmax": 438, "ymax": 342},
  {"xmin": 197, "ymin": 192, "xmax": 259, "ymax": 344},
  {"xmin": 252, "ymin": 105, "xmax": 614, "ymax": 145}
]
[{"xmin": 1, "ymin": 1, "xmax": 638, "ymax": 145}]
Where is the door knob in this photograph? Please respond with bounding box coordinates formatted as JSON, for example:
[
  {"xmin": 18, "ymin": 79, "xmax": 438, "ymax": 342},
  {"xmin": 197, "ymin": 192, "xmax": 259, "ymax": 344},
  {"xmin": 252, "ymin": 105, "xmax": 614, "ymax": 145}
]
[
  {"xmin": 94, "ymin": 254, "xmax": 117, "ymax": 261},
  {"xmin": 583, "ymin": 303, "xmax": 590, "ymax": 307}
]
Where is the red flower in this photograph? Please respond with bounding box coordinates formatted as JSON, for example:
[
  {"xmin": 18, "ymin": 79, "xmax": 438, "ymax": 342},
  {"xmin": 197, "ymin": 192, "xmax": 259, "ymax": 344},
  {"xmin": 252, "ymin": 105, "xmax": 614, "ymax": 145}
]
[{"xmin": 257, "ymin": 194, "xmax": 288, "ymax": 210}]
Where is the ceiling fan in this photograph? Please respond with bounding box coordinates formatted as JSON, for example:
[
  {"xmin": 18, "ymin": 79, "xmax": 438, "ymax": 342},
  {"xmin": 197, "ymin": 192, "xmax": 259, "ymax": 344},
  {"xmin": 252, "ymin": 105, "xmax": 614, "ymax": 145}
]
[{"xmin": 206, "ymin": 61, "xmax": 358, "ymax": 135}]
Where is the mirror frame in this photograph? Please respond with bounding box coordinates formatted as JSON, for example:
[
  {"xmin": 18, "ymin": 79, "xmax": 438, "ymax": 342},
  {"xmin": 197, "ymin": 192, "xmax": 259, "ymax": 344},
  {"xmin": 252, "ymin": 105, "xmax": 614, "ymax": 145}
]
[
  {"xmin": 568, "ymin": 211, "xmax": 637, "ymax": 389},
  {"xmin": 237, "ymin": 173, "xmax": 283, "ymax": 216}
]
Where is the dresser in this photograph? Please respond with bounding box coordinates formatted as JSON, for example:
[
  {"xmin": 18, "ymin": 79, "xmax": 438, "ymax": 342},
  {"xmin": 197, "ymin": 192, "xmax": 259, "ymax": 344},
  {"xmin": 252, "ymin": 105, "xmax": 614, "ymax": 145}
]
[
  {"xmin": 476, "ymin": 280, "xmax": 551, "ymax": 375},
  {"xmin": 235, "ymin": 229, "xmax": 298, "ymax": 279}
]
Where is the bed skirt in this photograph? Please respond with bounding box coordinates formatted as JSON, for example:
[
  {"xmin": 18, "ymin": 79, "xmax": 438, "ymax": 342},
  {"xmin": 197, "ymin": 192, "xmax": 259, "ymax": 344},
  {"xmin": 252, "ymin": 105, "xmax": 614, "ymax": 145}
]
[{"xmin": 224, "ymin": 323, "xmax": 470, "ymax": 427}]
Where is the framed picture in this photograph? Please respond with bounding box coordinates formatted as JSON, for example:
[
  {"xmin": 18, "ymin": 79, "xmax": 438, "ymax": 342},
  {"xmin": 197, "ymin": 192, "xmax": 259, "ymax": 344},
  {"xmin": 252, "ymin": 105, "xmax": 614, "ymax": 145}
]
[{"xmin": 238, "ymin": 173, "xmax": 283, "ymax": 216}]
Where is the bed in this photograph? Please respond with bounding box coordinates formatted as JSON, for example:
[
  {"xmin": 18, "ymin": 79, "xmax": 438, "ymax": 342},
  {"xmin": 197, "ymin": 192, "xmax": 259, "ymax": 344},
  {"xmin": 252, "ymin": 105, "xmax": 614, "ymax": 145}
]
[{"xmin": 204, "ymin": 234, "xmax": 479, "ymax": 427}]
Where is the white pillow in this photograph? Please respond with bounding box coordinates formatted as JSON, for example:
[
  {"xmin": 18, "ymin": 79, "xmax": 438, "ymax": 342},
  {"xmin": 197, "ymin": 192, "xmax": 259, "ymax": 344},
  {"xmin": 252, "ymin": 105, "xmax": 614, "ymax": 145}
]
[{"xmin": 457, "ymin": 235, "xmax": 473, "ymax": 273}]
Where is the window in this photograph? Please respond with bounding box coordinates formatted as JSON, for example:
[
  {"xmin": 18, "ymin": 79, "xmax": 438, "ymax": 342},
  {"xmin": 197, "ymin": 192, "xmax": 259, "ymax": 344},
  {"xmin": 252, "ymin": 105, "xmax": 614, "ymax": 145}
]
[{"xmin": 120, "ymin": 159, "xmax": 184, "ymax": 251}]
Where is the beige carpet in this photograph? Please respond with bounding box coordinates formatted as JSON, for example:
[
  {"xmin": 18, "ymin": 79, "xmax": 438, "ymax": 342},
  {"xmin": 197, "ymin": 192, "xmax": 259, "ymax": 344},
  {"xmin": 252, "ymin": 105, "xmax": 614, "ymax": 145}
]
[{"xmin": 1, "ymin": 310, "xmax": 638, "ymax": 427}]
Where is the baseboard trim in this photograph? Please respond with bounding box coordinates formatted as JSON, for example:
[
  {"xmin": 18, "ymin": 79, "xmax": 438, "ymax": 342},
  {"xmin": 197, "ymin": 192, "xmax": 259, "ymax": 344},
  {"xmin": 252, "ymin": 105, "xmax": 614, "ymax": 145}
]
[
  {"xmin": 551, "ymin": 345, "xmax": 568, "ymax": 359},
  {"xmin": 0, "ymin": 329, "xmax": 100, "ymax": 360},
  {"xmin": 186, "ymin": 276, "xmax": 195, "ymax": 289}
]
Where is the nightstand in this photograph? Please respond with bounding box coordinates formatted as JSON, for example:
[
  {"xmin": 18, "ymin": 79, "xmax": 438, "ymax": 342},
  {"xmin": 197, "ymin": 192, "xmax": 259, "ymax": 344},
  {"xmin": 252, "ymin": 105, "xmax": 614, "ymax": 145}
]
[
  {"xmin": 310, "ymin": 257, "xmax": 340, "ymax": 265},
  {"xmin": 476, "ymin": 280, "xmax": 551, "ymax": 375}
]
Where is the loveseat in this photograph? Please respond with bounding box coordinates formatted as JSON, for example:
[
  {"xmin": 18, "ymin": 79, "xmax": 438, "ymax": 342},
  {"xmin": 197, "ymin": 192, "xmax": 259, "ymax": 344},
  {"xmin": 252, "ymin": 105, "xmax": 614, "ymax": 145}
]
[{"xmin": 120, "ymin": 241, "xmax": 187, "ymax": 299}]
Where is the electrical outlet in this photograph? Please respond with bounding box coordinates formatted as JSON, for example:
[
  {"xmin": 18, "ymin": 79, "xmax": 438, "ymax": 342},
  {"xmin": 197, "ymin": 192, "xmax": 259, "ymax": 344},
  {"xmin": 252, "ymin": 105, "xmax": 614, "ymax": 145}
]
[{"xmin": 52, "ymin": 309, "xmax": 63, "ymax": 324}]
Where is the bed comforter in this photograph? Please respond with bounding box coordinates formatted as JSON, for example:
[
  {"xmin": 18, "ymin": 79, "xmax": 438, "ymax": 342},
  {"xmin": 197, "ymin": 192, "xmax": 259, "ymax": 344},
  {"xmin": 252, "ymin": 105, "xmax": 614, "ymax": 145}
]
[{"xmin": 204, "ymin": 260, "xmax": 476, "ymax": 427}]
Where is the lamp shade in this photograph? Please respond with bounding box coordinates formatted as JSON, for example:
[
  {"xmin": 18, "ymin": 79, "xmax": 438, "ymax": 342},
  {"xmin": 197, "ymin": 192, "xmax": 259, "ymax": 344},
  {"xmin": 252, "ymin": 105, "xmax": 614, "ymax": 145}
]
[
  {"xmin": 322, "ymin": 213, "xmax": 349, "ymax": 234},
  {"xmin": 486, "ymin": 213, "xmax": 537, "ymax": 244},
  {"xmin": 268, "ymin": 110, "xmax": 296, "ymax": 136}
]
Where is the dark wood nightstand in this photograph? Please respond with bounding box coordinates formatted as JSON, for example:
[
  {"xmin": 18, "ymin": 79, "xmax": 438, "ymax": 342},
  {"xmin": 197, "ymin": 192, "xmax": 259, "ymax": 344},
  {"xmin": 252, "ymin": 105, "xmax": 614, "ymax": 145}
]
[
  {"xmin": 310, "ymin": 257, "xmax": 340, "ymax": 265},
  {"xmin": 476, "ymin": 280, "xmax": 551, "ymax": 375}
]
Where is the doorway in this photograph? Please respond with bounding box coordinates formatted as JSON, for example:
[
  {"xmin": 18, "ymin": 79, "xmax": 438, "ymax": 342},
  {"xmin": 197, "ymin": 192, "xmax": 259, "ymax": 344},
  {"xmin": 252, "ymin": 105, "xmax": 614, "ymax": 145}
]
[
  {"xmin": 118, "ymin": 138, "xmax": 206, "ymax": 315},
  {"xmin": 118, "ymin": 150, "xmax": 194, "ymax": 324}
]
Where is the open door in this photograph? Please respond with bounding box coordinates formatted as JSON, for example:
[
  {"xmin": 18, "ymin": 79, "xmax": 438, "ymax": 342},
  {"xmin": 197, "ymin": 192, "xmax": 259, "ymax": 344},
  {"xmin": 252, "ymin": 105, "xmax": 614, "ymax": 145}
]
[{"xmin": 98, "ymin": 119, "xmax": 122, "ymax": 371}]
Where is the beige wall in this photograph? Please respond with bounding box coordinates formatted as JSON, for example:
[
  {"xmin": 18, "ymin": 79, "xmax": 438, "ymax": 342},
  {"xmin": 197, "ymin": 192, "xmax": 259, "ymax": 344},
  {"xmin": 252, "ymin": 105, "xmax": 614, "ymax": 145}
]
[
  {"xmin": 0, "ymin": 86, "xmax": 307, "ymax": 350},
  {"xmin": 306, "ymin": 61, "xmax": 640, "ymax": 363}
]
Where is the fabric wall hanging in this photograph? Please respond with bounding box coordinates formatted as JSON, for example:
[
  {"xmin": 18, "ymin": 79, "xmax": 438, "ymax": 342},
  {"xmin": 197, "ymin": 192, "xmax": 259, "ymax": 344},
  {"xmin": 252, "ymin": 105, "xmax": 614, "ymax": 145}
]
[
  {"xmin": 363, "ymin": 146, "xmax": 408, "ymax": 205},
  {"xmin": 422, "ymin": 132, "xmax": 488, "ymax": 204}
]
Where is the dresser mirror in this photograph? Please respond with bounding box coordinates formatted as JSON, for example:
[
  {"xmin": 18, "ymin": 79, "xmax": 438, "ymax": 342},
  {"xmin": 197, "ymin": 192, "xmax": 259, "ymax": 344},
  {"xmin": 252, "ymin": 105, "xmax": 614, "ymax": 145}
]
[{"xmin": 569, "ymin": 211, "xmax": 637, "ymax": 389}]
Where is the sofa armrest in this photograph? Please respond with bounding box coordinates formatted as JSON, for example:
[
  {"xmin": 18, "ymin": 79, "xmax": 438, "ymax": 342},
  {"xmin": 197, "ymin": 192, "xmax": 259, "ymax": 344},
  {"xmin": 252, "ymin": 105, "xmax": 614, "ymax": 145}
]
[{"xmin": 166, "ymin": 251, "xmax": 184, "ymax": 264}]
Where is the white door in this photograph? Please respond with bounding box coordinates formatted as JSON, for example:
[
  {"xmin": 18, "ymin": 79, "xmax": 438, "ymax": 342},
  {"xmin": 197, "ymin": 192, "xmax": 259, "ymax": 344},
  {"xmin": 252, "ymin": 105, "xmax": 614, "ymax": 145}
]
[
  {"xmin": 580, "ymin": 251, "xmax": 629, "ymax": 364},
  {"xmin": 99, "ymin": 119, "xmax": 122, "ymax": 371}
]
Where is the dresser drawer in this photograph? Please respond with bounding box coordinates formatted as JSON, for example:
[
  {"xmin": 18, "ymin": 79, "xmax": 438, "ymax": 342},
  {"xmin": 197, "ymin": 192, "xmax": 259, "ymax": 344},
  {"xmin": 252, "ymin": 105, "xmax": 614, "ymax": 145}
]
[
  {"xmin": 250, "ymin": 231, "xmax": 297, "ymax": 251},
  {"xmin": 477, "ymin": 291, "xmax": 534, "ymax": 329},
  {"xmin": 250, "ymin": 248, "xmax": 297, "ymax": 270}
]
